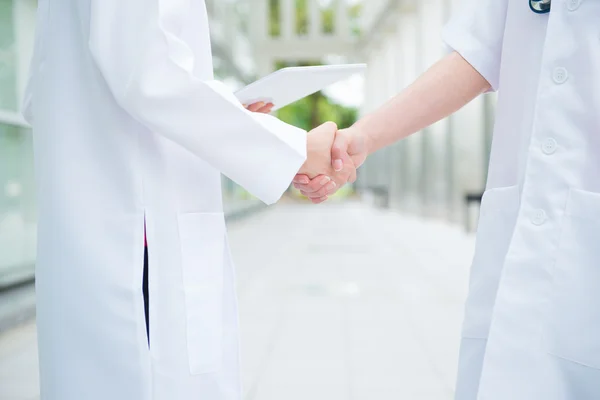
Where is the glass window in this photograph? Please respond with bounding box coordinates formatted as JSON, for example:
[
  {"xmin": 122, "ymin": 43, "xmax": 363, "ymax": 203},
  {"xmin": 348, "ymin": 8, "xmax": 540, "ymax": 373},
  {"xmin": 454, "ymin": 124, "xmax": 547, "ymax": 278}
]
[
  {"xmin": 0, "ymin": 122, "xmax": 36, "ymax": 287},
  {"xmin": 0, "ymin": 0, "xmax": 33, "ymax": 287}
]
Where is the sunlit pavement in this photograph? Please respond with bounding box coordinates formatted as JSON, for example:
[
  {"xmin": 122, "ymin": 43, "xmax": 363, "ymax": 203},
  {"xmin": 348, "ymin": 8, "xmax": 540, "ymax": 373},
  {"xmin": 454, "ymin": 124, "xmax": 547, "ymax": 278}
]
[{"xmin": 0, "ymin": 200, "xmax": 476, "ymax": 400}]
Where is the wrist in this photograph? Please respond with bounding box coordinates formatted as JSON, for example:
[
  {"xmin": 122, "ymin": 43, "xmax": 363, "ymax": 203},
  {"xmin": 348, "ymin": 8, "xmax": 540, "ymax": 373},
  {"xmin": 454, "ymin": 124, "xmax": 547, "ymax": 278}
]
[{"xmin": 349, "ymin": 122, "xmax": 375, "ymax": 155}]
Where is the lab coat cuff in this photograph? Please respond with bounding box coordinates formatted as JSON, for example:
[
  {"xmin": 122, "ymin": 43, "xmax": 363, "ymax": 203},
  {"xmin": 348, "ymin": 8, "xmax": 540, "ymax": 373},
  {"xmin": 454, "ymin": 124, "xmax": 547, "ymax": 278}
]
[
  {"xmin": 247, "ymin": 113, "xmax": 307, "ymax": 205},
  {"xmin": 442, "ymin": 24, "xmax": 501, "ymax": 92}
]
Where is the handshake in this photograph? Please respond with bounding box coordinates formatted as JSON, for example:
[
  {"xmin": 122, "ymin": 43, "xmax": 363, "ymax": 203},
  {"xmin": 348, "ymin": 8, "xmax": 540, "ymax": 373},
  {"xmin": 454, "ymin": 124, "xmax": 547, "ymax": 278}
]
[
  {"xmin": 293, "ymin": 121, "xmax": 368, "ymax": 204},
  {"xmin": 244, "ymin": 101, "xmax": 368, "ymax": 203}
]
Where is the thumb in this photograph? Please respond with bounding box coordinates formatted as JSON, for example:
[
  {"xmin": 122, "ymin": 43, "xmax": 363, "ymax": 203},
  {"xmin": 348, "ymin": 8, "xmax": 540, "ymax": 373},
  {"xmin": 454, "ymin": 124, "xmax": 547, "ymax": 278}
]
[
  {"xmin": 331, "ymin": 133, "xmax": 349, "ymax": 172},
  {"xmin": 347, "ymin": 131, "xmax": 367, "ymax": 168},
  {"xmin": 311, "ymin": 121, "xmax": 338, "ymax": 135}
]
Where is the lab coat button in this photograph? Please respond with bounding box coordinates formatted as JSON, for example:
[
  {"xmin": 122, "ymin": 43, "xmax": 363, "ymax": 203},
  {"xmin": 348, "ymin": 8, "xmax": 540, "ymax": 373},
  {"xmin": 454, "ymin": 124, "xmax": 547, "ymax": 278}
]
[
  {"xmin": 531, "ymin": 209, "xmax": 547, "ymax": 226},
  {"xmin": 567, "ymin": 0, "xmax": 581, "ymax": 11},
  {"xmin": 553, "ymin": 68, "xmax": 569, "ymax": 84},
  {"xmin": 542, "ymin": 138, "xmax": 557, "ymax": 155}
]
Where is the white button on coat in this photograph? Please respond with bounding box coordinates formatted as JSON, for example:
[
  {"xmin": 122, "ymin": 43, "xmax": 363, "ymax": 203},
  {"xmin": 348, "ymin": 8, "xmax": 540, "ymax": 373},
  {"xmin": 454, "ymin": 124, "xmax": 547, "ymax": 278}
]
[
  {"xmin": 553, "ymin": 67, "xmax": 569, "ymax": 84},
  {"xmin": 568, "ymin": 0, "xmax": 582, "ymax": 11},
  {"xmin": 542, "ymin": 138, "xmax": 558, "ymax": 154},
  {"xmin": 444, "ymin": 0, "xmax": 600, "ymax": 399},
  {"xmin": 22, "ymin": 1, "xmax": 307, "ymax": 399},
  {"xmin": 531, "ymin": 209, "xmax": 547, "ymax": 225}
]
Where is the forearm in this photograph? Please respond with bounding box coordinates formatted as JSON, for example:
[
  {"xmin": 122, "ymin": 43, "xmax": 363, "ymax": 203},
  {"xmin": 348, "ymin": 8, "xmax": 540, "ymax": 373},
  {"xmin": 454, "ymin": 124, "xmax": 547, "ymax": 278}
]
[{"xmin": 355, "ymin": 51, "xmax": 491, "ymax": 154}]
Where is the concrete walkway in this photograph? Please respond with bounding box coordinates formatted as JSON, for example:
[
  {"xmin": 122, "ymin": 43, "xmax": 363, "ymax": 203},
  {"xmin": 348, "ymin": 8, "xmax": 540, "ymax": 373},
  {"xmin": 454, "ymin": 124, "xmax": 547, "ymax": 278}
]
[{"xmin": 0, "ymin": 201, "xmax": 475, "ymax": 400}]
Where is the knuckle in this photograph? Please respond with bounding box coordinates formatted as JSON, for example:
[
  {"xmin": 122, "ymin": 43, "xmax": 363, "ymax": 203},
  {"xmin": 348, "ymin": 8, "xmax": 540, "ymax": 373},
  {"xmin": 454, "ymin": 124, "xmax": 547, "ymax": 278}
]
[
  {"xmin": 314, "ymin": 180, "xmax": 329, "ymax": 191},
  {"xmin": 317, "ymin": 187, "xmax": 329, "ymax": 197},
  {"xmin": 308, "ymin": 181, "xmax": 321, "ymax": 191}
]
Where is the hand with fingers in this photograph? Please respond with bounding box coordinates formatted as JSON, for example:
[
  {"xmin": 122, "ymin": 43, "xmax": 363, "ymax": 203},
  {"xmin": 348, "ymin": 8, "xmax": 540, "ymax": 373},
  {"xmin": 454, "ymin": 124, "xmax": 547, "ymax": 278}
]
[
  {"xmin": 244, "ymin": 101, "xmax": 274, "ymax": 114},
  {"xmin": 243, "ymin": 102, "xmax": 352, "ymax": 203},
  {"xmin": 293, "ymin": 125, "xmax": 368, "ymax": 203},
  {"xmin": 243, "ymin": 101, "xmax": 361, "ymax": 204},
  {"xmin": 293, "ymin": 121, "xmax": 360, "ymax": 204}
]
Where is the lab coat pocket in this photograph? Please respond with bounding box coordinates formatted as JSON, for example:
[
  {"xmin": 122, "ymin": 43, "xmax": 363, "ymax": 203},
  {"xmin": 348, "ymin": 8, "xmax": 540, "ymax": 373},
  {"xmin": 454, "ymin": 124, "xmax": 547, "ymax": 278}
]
[
  {"xmin": 546, "ymin": 189, "xmax": 600, "ymax": 369},
  {"xmin": 462, "ymin": 186, "xmax": 520, "ymax": 339},
  {"xmin": 178, "ymin": 212, "xmax": 226, "ymax": 375}
]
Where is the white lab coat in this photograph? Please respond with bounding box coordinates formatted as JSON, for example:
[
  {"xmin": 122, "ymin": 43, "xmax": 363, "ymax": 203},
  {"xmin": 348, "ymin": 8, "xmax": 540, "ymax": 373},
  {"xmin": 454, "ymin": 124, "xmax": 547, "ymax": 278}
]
[
  {"xmin": 23, "ymin": 1, "xmax": 306, "ymax": 399},
  {"xmin": 444, "ymin": 0, "xmax": 600, "ymax": 399}
]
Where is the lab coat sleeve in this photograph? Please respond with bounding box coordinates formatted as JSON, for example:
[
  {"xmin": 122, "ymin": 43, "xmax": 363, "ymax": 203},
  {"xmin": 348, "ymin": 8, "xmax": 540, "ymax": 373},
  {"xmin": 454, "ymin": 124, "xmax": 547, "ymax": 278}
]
[
  {"xmin": 441, "ymin": 0, "xmax": 509, "ymax": 92},
  {"xmin": 87, "ymin": 1, "xmax": 307, "ymax": 205}
]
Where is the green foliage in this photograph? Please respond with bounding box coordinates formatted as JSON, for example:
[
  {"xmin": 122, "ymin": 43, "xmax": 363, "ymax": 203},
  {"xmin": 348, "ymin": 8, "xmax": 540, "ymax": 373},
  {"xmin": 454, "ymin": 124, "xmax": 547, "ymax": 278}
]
[
  {"xmin": 268, "ymin": 0, "xmax": 281, "ymax": 36},
  {"xmin": 276, "ymin": 92, "xmax": 358, "ymax": 131},
  {"xmin": 349, "ymin": 3, "xmax": 362, "ymax": 37},
  {"xmin": 273, "ymin": 60, "xmax": 358, "ymax": 131},
  {"xmin": 296, "ymin": 0, "xmax": 309, "ymax": 35}
]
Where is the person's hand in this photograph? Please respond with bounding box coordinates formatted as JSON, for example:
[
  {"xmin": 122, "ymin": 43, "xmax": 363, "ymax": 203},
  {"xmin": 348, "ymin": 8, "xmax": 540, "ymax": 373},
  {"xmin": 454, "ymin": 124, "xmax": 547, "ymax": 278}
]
[
  {"xmin": 294, "ymin": 153, "xmax": 356, "ymax": 204},
  {"xmin": 244, "ymin": 101, "xmax": 274, "ymax": 114},
  {"xmin": 295, "ymin": 122, "xmax": 357, "ymax": 204},
  {"xmin": 297, "ymin": 121, "xmax": 337, "ymax": 177},
  {"xmin": 293, "ymin": 125, "xmax": 368, "ymax": 202},
  {"xmin": 331, "ymin": 126, "xmax": 368, "ymax": 172}
]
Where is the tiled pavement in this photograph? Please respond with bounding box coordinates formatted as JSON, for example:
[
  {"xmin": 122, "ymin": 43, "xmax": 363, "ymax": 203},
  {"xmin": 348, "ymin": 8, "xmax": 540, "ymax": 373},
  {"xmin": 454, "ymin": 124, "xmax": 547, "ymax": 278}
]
[{"xmin": 0, "ymin": 201, "xmax": 475, "ymax": 400}]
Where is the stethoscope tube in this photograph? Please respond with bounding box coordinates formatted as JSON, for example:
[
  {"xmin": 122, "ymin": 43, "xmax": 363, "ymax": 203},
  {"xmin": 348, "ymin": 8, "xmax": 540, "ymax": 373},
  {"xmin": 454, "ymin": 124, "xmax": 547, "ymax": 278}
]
[{"xmin": 530, "ymin": 0, "xmax": 551, "ymax": 13}]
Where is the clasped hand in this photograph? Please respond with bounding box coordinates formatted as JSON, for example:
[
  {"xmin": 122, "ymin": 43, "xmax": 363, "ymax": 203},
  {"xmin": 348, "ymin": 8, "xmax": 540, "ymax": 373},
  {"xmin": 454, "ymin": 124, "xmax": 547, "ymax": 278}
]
[
  {"xmin": 244, "ymin": 102, "xmax": 366, "ymax": 204},
  {"xmin": 293, "ymin": 122, "xmax": 367, "ymax": 204}
]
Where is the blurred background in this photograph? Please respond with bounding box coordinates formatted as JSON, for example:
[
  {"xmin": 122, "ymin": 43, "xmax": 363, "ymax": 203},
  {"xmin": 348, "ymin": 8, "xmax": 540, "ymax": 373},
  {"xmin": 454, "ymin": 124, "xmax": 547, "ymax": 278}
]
[{"xmin": 0, "ymin": 0, "xmax": 495, "ymax": 399}]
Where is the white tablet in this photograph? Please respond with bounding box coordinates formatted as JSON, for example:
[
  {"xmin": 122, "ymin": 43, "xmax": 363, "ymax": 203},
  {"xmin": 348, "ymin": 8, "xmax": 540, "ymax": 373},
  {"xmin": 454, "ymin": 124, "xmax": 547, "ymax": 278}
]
[{"xmin": 235, "ymin": 64, "xmax": 367, "ymax": 111}]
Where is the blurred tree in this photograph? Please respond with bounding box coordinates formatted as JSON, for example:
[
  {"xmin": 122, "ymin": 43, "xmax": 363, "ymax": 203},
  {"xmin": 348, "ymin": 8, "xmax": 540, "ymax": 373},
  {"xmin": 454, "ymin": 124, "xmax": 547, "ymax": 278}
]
[
  {"xmin": 269, "ymin": 0, "xmax": 281, "ymax": 36},
  {"xmin": 275, "ymin": 80, "xmax": 358, "ymax": 132},
  {"xmin": 322, "ymin": 4, "xmax": 363, "ymax": 36}
]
